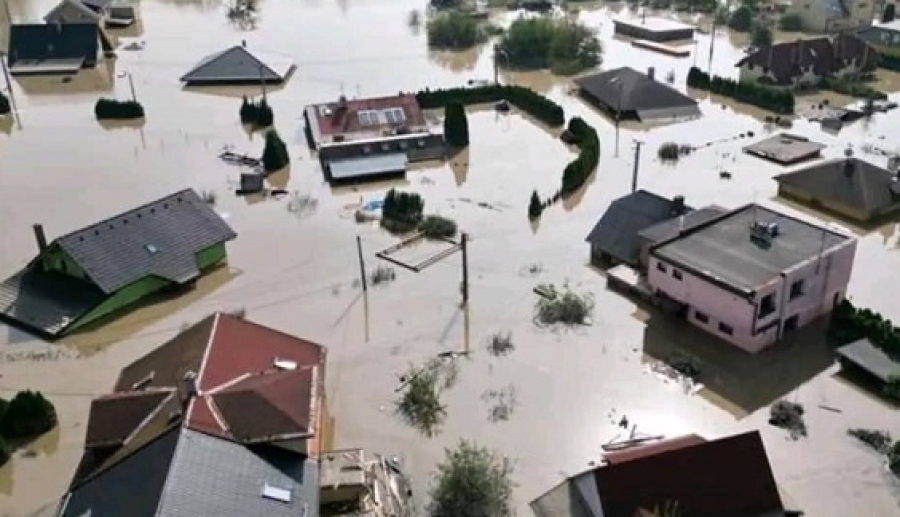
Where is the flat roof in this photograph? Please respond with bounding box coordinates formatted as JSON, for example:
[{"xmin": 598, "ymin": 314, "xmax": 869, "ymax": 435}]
[
  {"xmin": 652, "ymin": 204, "xmax": 852, "ymax": 293},
  {"xmin": 837, "ymin": 339, "xmax": 900, "ymax": 383},
  {"xmin": 743, "ymin": 133, "xmax": 826, "ymax": 165},
  {"xmin": 327, "ymin": 152, "xmax": 407, "ymax": 181},
  {"xmin": 613, "ymin": 17, "xmax": 695, "ymax": 32}
]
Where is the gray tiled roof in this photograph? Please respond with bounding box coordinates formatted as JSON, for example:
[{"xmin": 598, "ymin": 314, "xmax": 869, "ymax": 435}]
[
  {"xmin": 774, "ymin": 157, "xmax": 899, "ymax": 214},
  {"xmin": 180, "ymin": 46, "xmax": 294, "ymax": 84},
  {"xmin": 0, "ymin": 270, "xmax": 106, "ymax": 337},
  {"xmin": 837, "ymin": 338, "xmax": 900, "ymax": 382},
  {"xmin": 55, "ymin": 188, "xmax": 236, "ymax": 294},
  {"xmin": 574, "ymin": 67, "xmax": 698, "ymax": 114},
  {"xmin": 585, "ymin": 190, "xmax": 689, "ymax": 266},
  {"xmin": 59, "ymin": 428, "xmax": 319, "ymax": 517},
  {"xmin": 637, "ymin": 206, "xmax": 727, "ymax": 244}
]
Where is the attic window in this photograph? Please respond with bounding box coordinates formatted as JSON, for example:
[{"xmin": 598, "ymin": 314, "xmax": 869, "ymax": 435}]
[
  {"xmin": 274, "ymin": 359, "xmax": 297, "ymax": 371},
  {"xmin": 94, "ymin": 230, "xmax": 99, "ymax": 236},
  {"xmin": 79, "ymin": 236, "xmax": 84, "ymax": 242},
  {"xmin": 145, "ymin": 244, "xmax": 159, "ymax": 254},
  {"xmin": 163, "ymin": 203, "xmax": 169, "ymax": 209},
  {"xmin": 177, "ymin": 197, "xmax": 183, "ymax": 202},
  {"xmin": 261, "ymin": 483, "xmax": 292, "ymax": 503},
  {"xmin": 358, "ymin": 110, "xmax": 379, "ymax": 126},
  {"xmin": 108, "ymin": 224, "xmax": 114, "ymax": 230}
]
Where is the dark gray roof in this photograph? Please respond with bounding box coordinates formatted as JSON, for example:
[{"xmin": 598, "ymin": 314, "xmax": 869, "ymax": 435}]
[
  {"xmin": 837, "ymin": 338, "xmax": 900, "ymax": 382},
  {"xmin": 53, "ymin": 188, "xmax": 236, "ymax": 294},
  {"xmin": 774, "ymin": 157, "xmax": 899, "ymax": 214},
  {"xmin": 180, "ymin": 46, "xmax": 295, "ymax": 84},
  {"xmin": 574, "ymin": 67, "xmax": 698, "ymax": 114},
  {"xmin": 652, "ymin": 204, "xmax": 852, "ymax": 294},
  {"xmin": 60, "ymin": 428, "xmax": 319, "ymax": 517},
  {"xmin": 637, "ymin": 206, "xmax": 728, "ymax": 244},
  {"xmin": 585, "ymin": 190, "xmax": 691, "ymax": 266},
  {"xmin": 0, "ymin": 270, "xmax": 105, "ymax": 337},
  {"xmin": 7, "ymin": 23, "xmax": 99, "ymax": 67}
]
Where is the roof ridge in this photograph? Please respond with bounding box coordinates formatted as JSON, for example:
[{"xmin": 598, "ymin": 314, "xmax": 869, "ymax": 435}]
[
  {"xmin": 231, "ymin": 45, "xmax": 281, "ymax": 78},
  {"xmin": 52, "ymin": 188, "xmax": 196, "ymax": 243}
]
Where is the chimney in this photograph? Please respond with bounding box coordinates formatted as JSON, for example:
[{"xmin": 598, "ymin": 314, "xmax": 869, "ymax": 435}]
[
  {"xmin": 647, "ymin": 67, "xmax": 655, "ymax": 81},
  {"xmin": 843, "ymin": 146, "xmax": 855, "ymax": 176},
  {"xmin": 241, "ymin": 39, "xmax": 247, "ymax": 48},
  {"xmin": 671, "ymin": 195, "xmax": 685, "ymax": 216},
  {"xmin": 182, "ymin": 370, "xmax": 198, "ymax": 406},
  {"xmin": 32, "ymin": 224, "xmax": 48, "ymax": 254}
]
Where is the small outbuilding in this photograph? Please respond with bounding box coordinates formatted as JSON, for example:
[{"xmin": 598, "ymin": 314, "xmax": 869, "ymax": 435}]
[
  {"xmin": 181, "ymin": 41, "xmax": 295, "ymax": 85},
  {"xmin": 612, "ymin": 16, "xmax": 695, "ymax": 42},
  {"xmin": 574, "ymin": 67, "xmax": 701, "ymax": 122},
  {"xmin": 774, "ymin": 151, "xmax": 900, "ymax": 223},
  {"xmin": 836, "ymin": 338, "xmax": 900, "ymax": 389},
  {"xmin": 6, "ymin": 23, "xmax": 110, "ymax": 75},
  {"xmin": 743, "ymin": 133, "xmax": 826, "ymax": 165}
]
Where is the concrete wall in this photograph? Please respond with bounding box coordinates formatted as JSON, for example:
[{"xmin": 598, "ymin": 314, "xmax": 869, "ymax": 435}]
[
  {"xmin": 647, "ymin": 237, "xmax": 856, "ymax": 353},
  {"xmin": 786, "ymin": 0, "xmax": 875, "ymax": 32}
]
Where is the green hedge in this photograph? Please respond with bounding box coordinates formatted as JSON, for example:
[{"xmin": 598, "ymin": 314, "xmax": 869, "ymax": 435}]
[
  {"xmin": 416, "ymin": 85, "xmax": 565, "ymax": 127},
  {"xmin": 686, "ymin": 67, "xmax": 794, "ymax": 114},
  {"xmin": 561, "ymin": 116, "xmax": 599, "ymax": 197},
  {"xmin": 95, "ymin": 98, "xmax": 145, "ymax": 120},
  {"xmin": 820, "ymin": 76, "xmax": 887, "ymax": 100},
  {"xmin": 830, "ymin": 299, "xmax": 900, "ymax": 358}
]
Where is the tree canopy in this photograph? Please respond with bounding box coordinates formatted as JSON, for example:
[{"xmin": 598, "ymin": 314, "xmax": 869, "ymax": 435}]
[
  {"xmin": 427, "ymin": 12, "xmax": 482, "ymax": 49},
  {"xmin": 728, "ymin": 5, "xmax": 754, "ymax": 32},
  {"xmin": 499, "ymin": 18, "xmax": 601, "ymax": 75},
  {"xmin": 751, "ymin": 24, "xmax": 773, "ymax": 46},
  {"xmin": 0, "ymin": 391, "xmax": 57, "ymax": 439},
  {"xmin": 428, "ymin": 440, "xmax": 514, "ymax": 517},
  {"xmin": 261, "ymin": 130, "xmax": 290, "ymax": 172}
]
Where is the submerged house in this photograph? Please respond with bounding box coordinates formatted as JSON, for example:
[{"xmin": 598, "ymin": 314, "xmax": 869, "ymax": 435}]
[
  {"xmin": 783, "ymin": 0, "xmax": 874, "ymax": 33},
  {"xmin": 774, "ymin": 151, "xmax": 900, "ymax": 223},
  {"xmin": 180, "ymin": 41, "xmax": 295, "ymax": 85},
  {"xmin": 52, "ymin": 313, "xmax": 326, "ymax": 517},
  {"xmin": 44, "ymin": 0, "xmax": 106, "ymax": 25},
  {"xmin": 0, "ymin": 189, "xmax": 236, "ymax": 339},
  {"xmin": 647, "ymin": 204, "xmax": 856, "ymax": 353},
  {"xmin": 303, "ymin": 93, "xmax": 445, "ymax": 184},
  {"xmin": 736, "ymin": 34, "xmax": 878, "ymax": 88},
  {"xmin": 6, "ymin": 22, "xmax": 113, "ymax": 75},
  {"xmin": 574, "ymin": 67, "xmax": 701, "ymax": 122},
  {"xmin": 531, "ymin": 431, "xmax": 799, "ymax": 517}
]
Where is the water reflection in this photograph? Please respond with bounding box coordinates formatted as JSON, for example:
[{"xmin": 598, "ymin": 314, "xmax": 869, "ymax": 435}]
[
  {"xmin": 428, "ymin": 47, "xmax": 483, "ymax": 73},
  {"xmin": 0, "ymin": 115, "xmax": 12, "ymax": 135},
  {"xmin": 15, "ymin": 61, "xmax": 116, "ymax": 96},
  {"xmin": 448, "ymin": 147, "xmax": 469, "ymax": 186},
  {"xmin": 181, "ymin": 82, "xmax": 288, "ymax": 99},
  {"xmin": 154, "ymin": 0, "xmax": 221, "ymax": 13}
]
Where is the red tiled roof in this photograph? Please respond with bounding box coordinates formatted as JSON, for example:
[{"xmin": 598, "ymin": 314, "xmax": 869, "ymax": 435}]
[
  {"xmin": 308, "ymin": 93, "xmax": 426, "ymax": 138},
  {"xmin": 84, "ymin": 390, "xmax": 174, "ymax": 448},
  {"xmin": 602, "ymin": 434, "xmax": 706, "ymax": 465},
  {"xmin": 593, "ymin": 431, "xmax": 784, "ymax": 516}
]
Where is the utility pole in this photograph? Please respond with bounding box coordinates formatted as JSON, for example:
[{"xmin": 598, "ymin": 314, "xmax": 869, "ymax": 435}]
[
  {"xmin": 460, "ymin": 233, "xmax": 469, "ymax": 306},
  {"xmin": 631, "ymin": 140, "xmax": 644, "ymax": 193},
  {"xmin": 356, "ymin": 236, "xmax": 367, "ymax": 293},
  {"xmin": 708, "ymin": 17, "xmax": 717, "ymax": 73},
  {"xmin": 1, "ymin": 55, "xmax": 20, "ymax": 129},
  {"xmin": 126, "ymin": 72, "xmax": 136, "ymax": 102},
  {"xmin": 614, "ymin": 81, "xmax": 622, "ymax": 158},
  {"xmin": 258, "ymin": 64, "xmax": 267, "ymax": 101}
]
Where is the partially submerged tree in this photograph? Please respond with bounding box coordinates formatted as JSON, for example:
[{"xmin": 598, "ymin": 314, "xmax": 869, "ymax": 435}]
[
  {"xmin": 261, "ymin": 130, "xmax": 290, "ymax": 172},
  {"xmin": 443, "ymin": 102, "xmax": 470, "ymax": 147},
  {"xmin": 751, "ymin": 23, "xmax": 773, "ymax": 47},
  {"xmin": 427, "ymin": 11, "xmax": 482, "ymax": 49},
  {"xmin": 382, "ymin": 188, "xmax": 425, "ymax": 233},
  {"xmin": 396, "ymin": 364, "xmax": 446, "ymax": 437},
  {"xmin": 428, "ymin": 440, "xmax": 514, "ymax": 517},
  {"xmin": 0, "ymin": 391, "xmax": 57, "ymax": 438},
  {"xmin": 528, "ymin": 190, "xmax": 543, "ymax": 220},
  {"xmin": 499, "ymin": 18, "xmax": 602, "ymax": 75},
  {"xmin": 728, "ymin": 5, "xmax": 754, "ymax": 32},
  {"xmin": 94, "ymin": 98, "xmax": 145, "ymax": 120},
  {"xmin": 240, "ymin": 96, "xmax": 274, "ymax": 128}
]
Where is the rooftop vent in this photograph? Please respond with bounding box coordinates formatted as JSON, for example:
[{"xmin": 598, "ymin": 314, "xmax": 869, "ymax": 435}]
[
  {"xmin": 261, "ymin": 483, "xmax": 292, "ymax": 503},
  {"xmin": 274, "ymin": 359, "xmax": 297, "ymax": 371},
  {"xmin": 750, "ymin": 220, "xmax": 779, "ymax": 243}
]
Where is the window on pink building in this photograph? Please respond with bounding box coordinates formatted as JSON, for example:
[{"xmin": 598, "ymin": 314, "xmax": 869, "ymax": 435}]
[
  {"xmin": 672, "ymin": 269, "xmax": 682, "ymax": 280},
  {"xmin": 718, "ymin": 322, "xmax": 733, "ymax": 335}
]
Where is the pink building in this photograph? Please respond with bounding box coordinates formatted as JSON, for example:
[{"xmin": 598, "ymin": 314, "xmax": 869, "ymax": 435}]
[{"xmin": 647, "ymin": 204, "xmax": 857, "ymax": 353}]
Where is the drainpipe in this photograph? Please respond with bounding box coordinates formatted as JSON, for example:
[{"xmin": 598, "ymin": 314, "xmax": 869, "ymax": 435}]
[{"xmin": 776, "ymin": 272, "xmax": 790, "ymax": 340}]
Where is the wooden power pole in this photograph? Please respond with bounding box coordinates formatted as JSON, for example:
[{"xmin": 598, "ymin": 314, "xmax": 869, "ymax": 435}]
[
  {"xmin": 356, "ymin": 236, "xmax": 367, "ymax": 293},
  {"xmin": 460, "ymin": 233, "xmax": 469, "ymax": 306},
  {"xmin": 631, "ymin": 140, "xmax": 644, "ymax": 193}
]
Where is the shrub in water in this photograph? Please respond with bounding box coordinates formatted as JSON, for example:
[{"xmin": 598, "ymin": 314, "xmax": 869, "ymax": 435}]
[
  {"xmin": 0, "ymin": 390, "xmax": 57, "ymax": 438},
  {"xmin": 94, "ymin": 98, "xmax": 145, "ymax": 120},
  {"xmin": 420, "ymin": 215, "xmax": 458, "ymax": 239},
  {"xmin": 261, "ymin": 130, "xmax": 290, "ymax": 172}
]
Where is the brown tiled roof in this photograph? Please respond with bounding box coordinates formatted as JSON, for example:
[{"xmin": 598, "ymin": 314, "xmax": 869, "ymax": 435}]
[
  {"xmin": 308, "ymin": 94, "xmax": 427, "ymax": 138},
  {"xmin": 736, "ymin": 34, "xmax": 876, "ymax": 85},
  {"xmin": 84, "ymin": 390, "xmax": 173, "ymax": 448},
  {"xmin": 208, "ymin": 367, "xmax": 317, "ymax": 443},
  {"xmin": 593, "ymin": 431, "xmax": 784, "ymax": 516}
]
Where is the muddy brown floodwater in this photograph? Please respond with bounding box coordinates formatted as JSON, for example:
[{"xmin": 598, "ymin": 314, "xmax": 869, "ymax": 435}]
[{"xmin": 2, "ymin": 1, "xmax": 900, "ymax": 516}]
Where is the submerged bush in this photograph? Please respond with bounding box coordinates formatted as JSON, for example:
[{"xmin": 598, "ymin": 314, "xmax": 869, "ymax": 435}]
[
  {"xmin": 528, "ymin": 190, "xmax": 543, "ymax": 220},
  {"xmin": 94, "ymin": 98, "xmax": 145, "ymax": 120},
  {"xmin": 427, "ymin": 11, "xmax": 482, "ymax": 49},
  {"xmin": 261, "ymin": 130, "xmax": 290, "ymax": 172},
  {"xmin": 428, "ymin": 440, "xmax": 514, "ymax": 517},
  {"xmin": 240, "ymin": 96, "xmax": 274, "ymax": 128},
  {"xmin": 658, "ymin": 142, "xmax": 680, "ymax": 161},
  {"xmin": 533, "ymin": 284, "xmax": 594, "ymax": 327},
  {"xmin": 768, "ymin": 400, "xmax": 806, "ymax": 439},
  {"xmin": 382, "ymin": 188, "xmax": 425, "ymax": 234},
  {"xmin": 848, "ymin": 428, "xmax": 892, "ymax": 453},
  {"xmin": 420, "ymin": 215, "xmax": 458, "ymax": 239},
  {"xmin": 0, "ymin": 391, "xmax": 57, "ymax": 438},
  {"xmin": 396, "ymin": 364, "xmax": 446, "ymax": 437}
]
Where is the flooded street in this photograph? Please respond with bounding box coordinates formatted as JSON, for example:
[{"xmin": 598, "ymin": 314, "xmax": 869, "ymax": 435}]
[{"xmin": 3, "ymin": 1, "xmax": 900, "ymax": 515}]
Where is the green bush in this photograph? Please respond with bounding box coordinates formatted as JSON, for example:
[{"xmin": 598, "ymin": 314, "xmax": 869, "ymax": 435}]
[
  {"xmin": 240, "ymin": 96, "xmax": 274, "ymax": 128},
  {"xmin": 778, "ymin": 13, "xmax": 802, "ymax": 31},
  {"xmin": 728, "ymin": 5, "xmax": 754, "ymax": 32},
  {"xmin": 658, "ymin": 142, "xmax": 680, "ymax": 161},
  {"xmin": 420, "ymin": 215, "xmax": 458, "ymax": 239},
  {"xmin": 428, "ymin": 440, "xmax": 514, "ymax": 517},
  {"xmin": 560, "ymin": 116, "xmax": 599, "ymax": 196},
  {"xmin": 382, "ymin": 188, "xmax": 425, "ymax": 234},
  {"xmin": 0, "ymin": 391, "xmax": 57, "ymax": 439},
  {"xmin": 528, "ymin": 190, "xmax": 543, "ymax": 220},
  {"xmin": 0, "ymin": 91, "xmax": 9, "ymax": 115},
  {"xmin": 819, "ymin": 76, "xmax": 887, "ymax": 100},
  {"xmin": 94, "ymin": 98, "xmax": 145, "ymax": 120},
  {"xmin": 500, "ymin": 17, "xmax": 602, "ymax": 75},
  {"xmin": 443, "ymin": 102, "xmax": 469, "ymax": 147},
  {"xmin": 686, "ymin": 66, "xmax": 794, "ymax": 114},
  {"xmin": 261, "ymin": 130, "xmax": 290, "ymax": 172},
  {"xmin": 416, "ymin": 85, "xmax": 565, "ymax": 127},
  {"xmin": 427, "ymin": 11, "xmax": 482, "ymax": 49}
]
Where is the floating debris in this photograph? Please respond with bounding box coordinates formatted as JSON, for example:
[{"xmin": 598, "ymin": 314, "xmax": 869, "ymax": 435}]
[
  {"xmin": 286, "ymin": 192, "xmax": 318, "ymax": 218},
  {"xmin": 481, "ymin": 384, "xmax": 518, "ymax": 423}
]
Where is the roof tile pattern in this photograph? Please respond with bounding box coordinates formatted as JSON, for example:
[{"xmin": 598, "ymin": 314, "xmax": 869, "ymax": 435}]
[
  {"xmin": 737, "ymin": 34, "xmax": 877, "ymax": 85},
  {"xmin": 85, "ymin": 390, "xmax": 173, "ymax": 448},
  {"xmin": 56, "ymin": 188, "xmax": 236, "ymax": 294}
]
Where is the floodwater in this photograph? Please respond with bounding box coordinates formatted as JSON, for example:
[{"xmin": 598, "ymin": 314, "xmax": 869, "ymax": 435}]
[{"xmin": 2, "ymin": 1, "xmax": 900, "ymax": 515}]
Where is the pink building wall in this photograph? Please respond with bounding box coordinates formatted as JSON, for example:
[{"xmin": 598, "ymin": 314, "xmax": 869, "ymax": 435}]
[{"xmin": 647, "ymin": 239, "xmax": 857, "ymax": 353}]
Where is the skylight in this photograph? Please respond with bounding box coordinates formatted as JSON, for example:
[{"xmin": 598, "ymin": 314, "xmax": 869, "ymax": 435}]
[
  {"xmin": 274, "ymin": 359, "xmax": 297, "ymax": 371},
  {"xmin": 144, "ymin": 244, "xmax": 159, "ymax": 254},
  {"xmin": 383, "ymin": 107, "xmax": 406, "ymax": 124},
  {"xmin": 262, "ymin": 483, "xmax": 292, "ymax": 503},
  {"xmin": 358, "ymin": 110, "xmax": 380, "ymax": 126}
]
